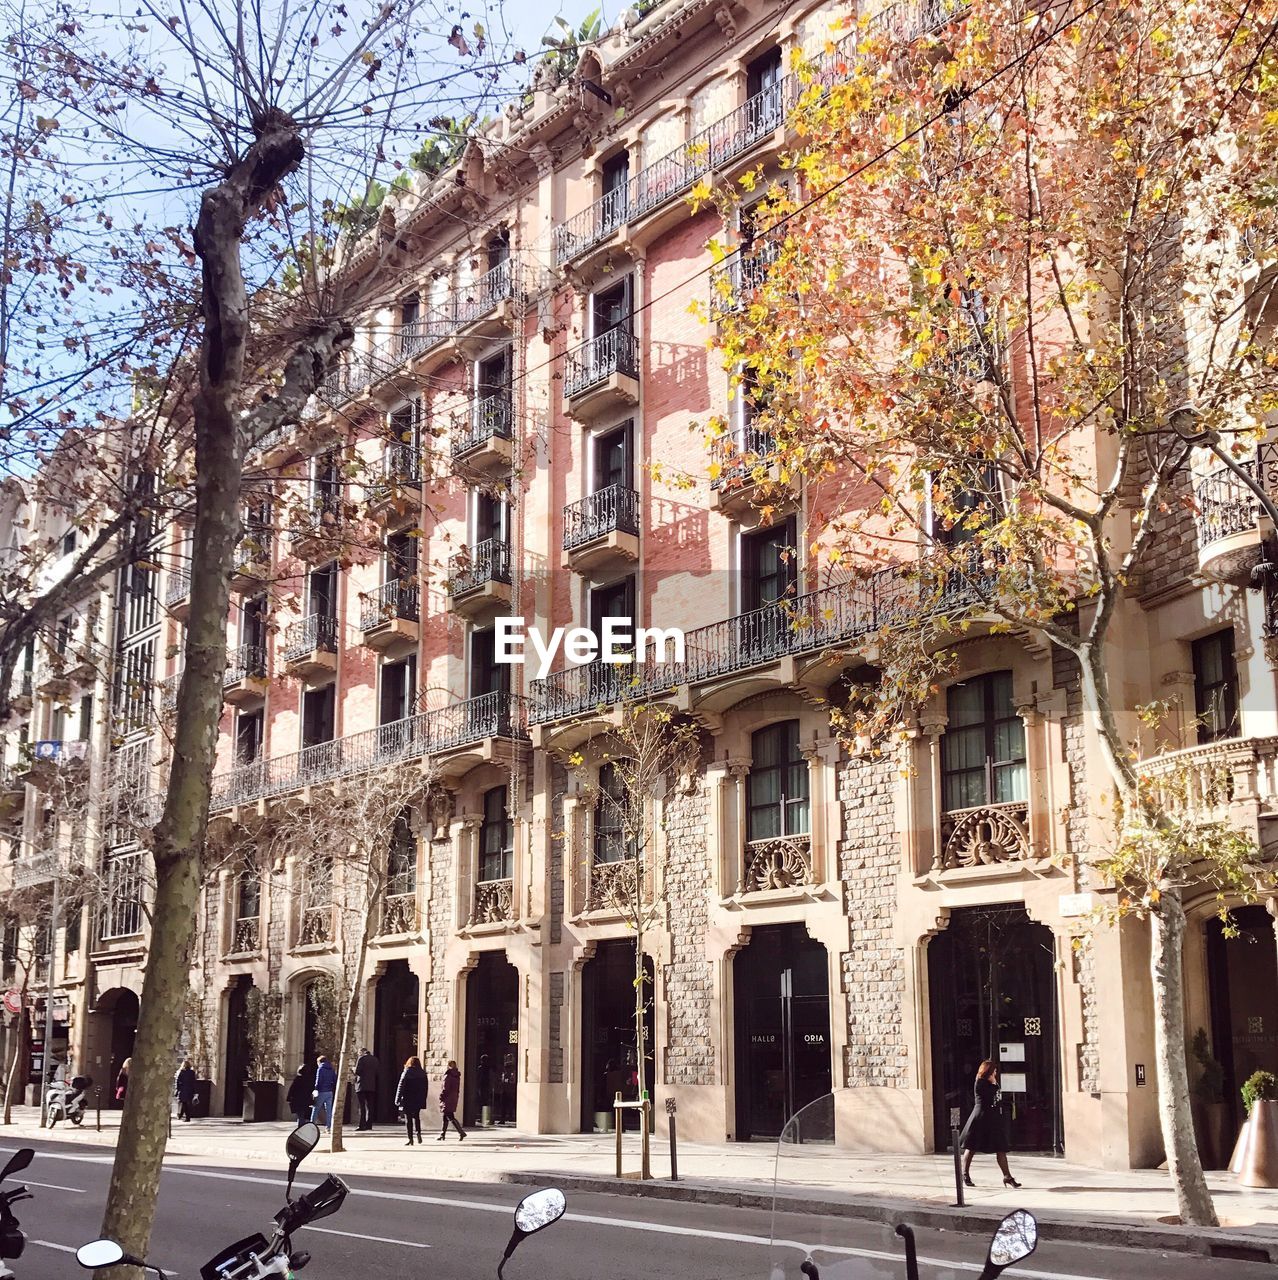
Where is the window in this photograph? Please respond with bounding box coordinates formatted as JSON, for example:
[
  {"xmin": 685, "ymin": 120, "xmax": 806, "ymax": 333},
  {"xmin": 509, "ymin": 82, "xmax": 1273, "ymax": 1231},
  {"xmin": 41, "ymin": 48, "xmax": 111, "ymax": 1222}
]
[
  {"xmin": 113, "ymin": 638, "xmax": 155, "ymax": 735},
  {"xmin": 236, "ymin": 709, "xmax": 264, "ymax": 764},
  {"xmin": 475, "ymin": 491, "xmax": 509, "ymax": 546},
  {"xmin": 933, "ymin": 463, "xmax": 1000, "ymax": 546},
  {"xmin": 101, "ymin": 851, "xmax": 144, "ymax": 940},
  {"xmin": 242, "ymin": 594, "xmax": 267, "ymax": 651},
  {"xmin": 237, "ymin": 869, "xmax": 261, "ymax": 922},
  {"xmin": 64, "ymin": 905, "xmax": 81, "ymax": 955},
  {"xmin": 601, "ymin": 150, "xmax": 630, "ymax": 231},
  {"xmin": 61, "ymin": 529, "xmax": 76, "ymax": 558},
  {"xmin": 941, "ymin": 671, "xmax": 1027, "ymax": 812},
  {"xmin": 1193, "ymin": 630, "xmax": 1240, "ymax": 744},
  {"xmin": 1, "ymin": 918, "xmax": 16, "ymax": 975},
  {"xmin": 311, "ymin": 452, "xmax": 341, "ymax": 517},
  {"xmin": 55, "ymin": 614, "xmax": 73, "ymax": 656},
  {"xmin": 741, "ymin": 518, "xmax": 797, "ymax": 612},
  {"xmin": 301, "ymin": 684, "xmax": 336, "ymax": 748},
  {"xmin": 747, "ymin": 721, "xmax": 809, "ymax": 841},
  {"xmin": 308, "ymin": 563, "xmax": 338, "ymax": 620},
  {"xmin": 593, "ymin": 422, "xmax": 633, "ymax": 492},
  {"xmin": 77, "ymin": 693, "xmax": 92, "ymax": 741},
  {"xmin": 747, "ymin": 46, "xmax": 783, "ymax": 99},
  {"xmin": 591, "ymin": 277, "xmax": 632, "ymax": 338},
  {"xmin": 389, "ymin": 398, "xmax": 422, "ymax": 448},
  {"xmin": 470, "ymin": 628, "xmax": 509, "ymax": 697},
  {"xmin": 399, "ymin": 295, "xmax": 420, "ymax": 331},
  {"xmin": 479, "ymin": 787, "xmax": 514, "ymax": 881},
  {"xmin": 589, "ymin": 576, "xmax": 635, "ymax": 638},
  {"xmin": 386, "ymin": 531, "xmax": 418, "ymax": 584},
  {"xmin": 387, "ymin": 809, "xmax": 416, "ymax": 896},
  {"xmin": 477, "ymin": 348, "xmax": 511, "ymax": 401},
  {"xmin": 486, "ymin": 232, "xmax": 510, "ymax": 272},
  {"xmin": 380, "ymin": 656, "xmax": 416, "ymax": 725},
  {"xmin": 124, "ymin": 562, "xmax": 158, "ymax": 636},
  {"xmin": 746, "ymin": 47, "xmax": 785, "ymax": 135},
  {"xmin": 594, "ymin": 762, "xmax": 635, "ymax": 864}
]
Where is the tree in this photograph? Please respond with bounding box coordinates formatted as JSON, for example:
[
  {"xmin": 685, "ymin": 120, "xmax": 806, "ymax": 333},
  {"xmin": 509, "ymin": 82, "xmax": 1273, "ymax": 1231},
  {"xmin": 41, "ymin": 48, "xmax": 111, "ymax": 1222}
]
[
  {"xmin": 265, "ymin": 764, "xmax": 430, "ymax": 1152},
  {"xmin": 701, "ymin": 0, "xmax": 1278, "ymax": 1224},
  {"xmin": 565, "ymin": 701, "xmax": 698, "ymax": 1164}
]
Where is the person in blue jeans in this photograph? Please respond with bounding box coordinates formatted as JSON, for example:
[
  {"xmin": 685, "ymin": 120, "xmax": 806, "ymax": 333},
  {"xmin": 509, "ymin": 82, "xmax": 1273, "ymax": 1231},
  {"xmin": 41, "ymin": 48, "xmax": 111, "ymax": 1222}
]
[{"xmin": 311, "ymin": 1055, "xmax": 337, "ymax": 1129}]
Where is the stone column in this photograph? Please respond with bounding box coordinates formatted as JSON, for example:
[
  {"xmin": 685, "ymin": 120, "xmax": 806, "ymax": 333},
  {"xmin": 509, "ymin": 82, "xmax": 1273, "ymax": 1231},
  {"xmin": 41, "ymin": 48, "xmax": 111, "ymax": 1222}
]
[
  {"xmin": 562, "ymin": 794, "xmax": 583, "ymax": 916},
  {"xmin": 919, "ymin": 712, "xmax": 947, "ymax": 871},
  {"xmin": 455, "ymin": 815, "xmax": 481, "ymax": 930},
  {"xmin": 728, "ymin": 758, "xmax": 750, "ymax": 895},
  {"xmin": 1018, "ymin": 701, "xmax": 1047, "ymax": 859}
]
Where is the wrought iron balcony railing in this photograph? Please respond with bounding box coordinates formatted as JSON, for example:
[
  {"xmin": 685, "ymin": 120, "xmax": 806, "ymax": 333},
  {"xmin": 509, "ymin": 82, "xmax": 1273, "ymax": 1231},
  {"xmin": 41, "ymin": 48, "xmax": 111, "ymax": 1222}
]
[
  {"xmin": 448, "ymin": 539, "xmax": 511, "ymax": 596},
  {"xmin": 368, "ymin": 442, "xmax": 422, "ymax": 503},
  {"xmin": 709, "ymin": 235, "xmax": 784, "ymax": 315},
  {"xmin": 563, "ymin": 484, "xmax": 640, "ymax": 551},
  {"xmin": 360, "ymin": 578, "xmax": 419, "ymax": 630},
  {"xmin": 530, "ymin": 550, "xmax": 1004, "ymax": 724},
  {"xmin": 165, "ymin": 568, "xmax": 191, "ymax": 608},
  {"xmin": 710, "ymin": 426, "xmax": 777, "ymax": 491},
  {"xmin": 1194, "ymin": 442, "xmax": 1278, "ymax": 547},
  {"xmin": 160, "ymin": 669, "xmax": 182, "ymax": 712},
  {"xmin": 454, "ymin": 258, "xmax": 519, "ymax": 330},
  {"xmin": 564, "ymin": 328, "xmax": 639, "ymax": 400},
  {"xmin": 290, "ymin": 489, "xmax": 343, "ymax": 541},
  {"xmin": 281, "ymin": 613, "xmax": 338, "ymax": 663},
  {"xmin": 450, "ymin": 392, "xmax": 513, "ymax": 458},
  {"xmin": 225, "ymin": 642, "xmax": 268, "ymax": 685},
  {"xmin": 210, "ymin": 692, "xmax": 529, "ymax": 810}
]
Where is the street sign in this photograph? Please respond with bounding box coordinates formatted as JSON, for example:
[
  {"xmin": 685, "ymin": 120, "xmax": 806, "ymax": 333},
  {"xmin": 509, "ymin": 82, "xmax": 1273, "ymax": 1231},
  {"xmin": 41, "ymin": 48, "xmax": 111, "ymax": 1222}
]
[{"xmin": 3, "ymin": 990, "xmax": 21, "ymax": 1016}]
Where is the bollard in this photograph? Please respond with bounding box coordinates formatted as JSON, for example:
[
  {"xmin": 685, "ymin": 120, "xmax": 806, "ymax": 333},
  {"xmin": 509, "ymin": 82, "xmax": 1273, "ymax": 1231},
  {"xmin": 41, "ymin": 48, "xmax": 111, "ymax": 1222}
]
[
  {"xmin": 665, "ymin": 1097, "xmax": 678, "ymax": 1182},
  {"xmin": 96, "ymin": 1088, "xmax": 101, "ymax": 1133},
  {"xmin": 951, "ymin": 1125, "xmax": 964, "ymax": 1207},
  {"xmin": 640, "ymin": 1096, "xmax": 651, "ymax": 1181},
  {"xmin": 614, "ymin": 1092, "xmax": 623, "ymax": 1178}
]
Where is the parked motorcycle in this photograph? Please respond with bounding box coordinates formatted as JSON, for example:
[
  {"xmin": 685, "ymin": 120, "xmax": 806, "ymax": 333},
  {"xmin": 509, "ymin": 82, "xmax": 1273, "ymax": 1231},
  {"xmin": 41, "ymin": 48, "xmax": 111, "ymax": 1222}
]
[
  {"xmin": 77, "ymin": 1122, "xmax": 348, "ymax": 1280},
  {"xmin": 0, "ymin": 1148, "xmax": 33, "ymax": 1280},
  {"xmin": 498, "ymin": 1187, "xmax": 566, "ymax": 1277},
  {"xmin": 768, "ymin": 1094, "xmax": 1039, "ymax": 1280},
  {"xmin": 46, "ymin": 1075, "xmax": 92, "ymax": 1126}
]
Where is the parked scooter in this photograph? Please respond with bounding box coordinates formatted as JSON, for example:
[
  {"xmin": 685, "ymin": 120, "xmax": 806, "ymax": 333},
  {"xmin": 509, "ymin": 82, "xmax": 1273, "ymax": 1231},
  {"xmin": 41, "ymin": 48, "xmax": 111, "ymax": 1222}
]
[
  {"xmin": 77, "ymin": 1123, "xmax": 348, "ymax": 1280},
  {"xmin": 0, "ymin": 1148, "xmax": 35, "ymax": 1280},
  {"xmin": 497, "ymin": 1188, "xmax": 566, "ymax": 1278},
  {"xmin": 46, "ymin": 1075, "xmax": 91, "ymax": 1126}
]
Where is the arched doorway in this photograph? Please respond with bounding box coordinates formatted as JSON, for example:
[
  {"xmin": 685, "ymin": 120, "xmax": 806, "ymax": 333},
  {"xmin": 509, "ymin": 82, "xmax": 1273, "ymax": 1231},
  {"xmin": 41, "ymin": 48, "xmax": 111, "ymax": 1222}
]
[
  {"xmin": 94, "ymin": 988, "xmax": 139, "ymax": 1108},
  {"xmin": 580, "ymin": 940, "xmax": 655, "ymax": 1133},
  {"xmin": 464, "ymin": 951, "xmax": 518, "ymax": 1126},
  {"xmin": 223, "ymin": 976, "xmax": 253, "ymax": 1117},
  {"xmin": 373, "ymin": 960, "xmax": 419, "ymax": 1122},
  {"xmin": 732, "ymin": 923, "xmax": 832, "ymax": 1141},
  {"xmin": 1207, "ymin": 904, "xmax": 1278, "ymax": 1135},
  {"xmin": 928, "ymin": 904, "xmax": 1063, "ymax": 1153}
]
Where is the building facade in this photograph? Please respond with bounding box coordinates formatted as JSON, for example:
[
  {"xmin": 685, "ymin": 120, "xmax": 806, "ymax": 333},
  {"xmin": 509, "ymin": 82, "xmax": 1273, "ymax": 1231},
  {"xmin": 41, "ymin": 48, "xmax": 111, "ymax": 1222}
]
[{"xmin": 5, "ymin": 0, "xmax": 1277, "ymax": 1165}]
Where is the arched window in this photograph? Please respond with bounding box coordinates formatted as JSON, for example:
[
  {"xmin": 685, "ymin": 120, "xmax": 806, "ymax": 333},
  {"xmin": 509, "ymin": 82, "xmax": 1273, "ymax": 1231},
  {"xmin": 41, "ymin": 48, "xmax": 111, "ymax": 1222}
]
[
  {"xmin": 479, "ymin": 787, "xmax": 513, "ymax": 882},
  {"xmin": 594, "ymin": 762, "xmax": 635, "ymax": 864},
  {"xmin": 747, "ymin": 720, "xmax": 809, "ymax": 841},
  {"xmin": 940, "ymin": 671, "xmax": 1026, "ymax": 811}
]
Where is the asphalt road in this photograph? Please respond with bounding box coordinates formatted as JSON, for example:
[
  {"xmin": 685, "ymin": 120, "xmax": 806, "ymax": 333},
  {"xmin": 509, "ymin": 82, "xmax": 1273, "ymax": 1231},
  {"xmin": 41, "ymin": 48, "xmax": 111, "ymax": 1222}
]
[{"xmin": 0, "ymin": 1136, "xmax": 1266, "ymax": 1280}]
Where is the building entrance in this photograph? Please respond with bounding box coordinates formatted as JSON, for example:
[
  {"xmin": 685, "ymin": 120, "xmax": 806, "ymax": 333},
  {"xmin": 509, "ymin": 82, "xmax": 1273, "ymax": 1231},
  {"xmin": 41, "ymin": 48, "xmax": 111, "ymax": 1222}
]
[
  {"xmin": 223, "ymin": 975, "xmax": 253, "ymax": 1116},
  {"xmin": 94, "ymin": 988, "xmax": 139, "ymax": 1109},
  {"xmin": 928, "ymin": 905, "xmax": 1063, "ymax": 1153},
  {"xmin": 464, "ymin": 951, "xmax": 518, "ymax": 1126},
  {"xmin": 374, "ymin": 960, "xmax": 419, "ymax": 1122},
  {"xmin": 580, "ymin": 940, "xmax": 655, "ymax": 1132},
  {"xmin": 733, "ymin": 923, "xmax": 832, "ymax": 1141}
]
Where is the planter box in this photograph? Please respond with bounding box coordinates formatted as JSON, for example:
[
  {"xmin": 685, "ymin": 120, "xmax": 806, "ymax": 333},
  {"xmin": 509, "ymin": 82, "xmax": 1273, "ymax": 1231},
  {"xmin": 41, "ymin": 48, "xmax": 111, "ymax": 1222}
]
[
  {"xmin": 242, "ymin": 1080, "xmax": 280, "ymax": 1123},
  {"xmin": 190, "ymin": 1079, "xmax": 213, "ymax": 1120}
]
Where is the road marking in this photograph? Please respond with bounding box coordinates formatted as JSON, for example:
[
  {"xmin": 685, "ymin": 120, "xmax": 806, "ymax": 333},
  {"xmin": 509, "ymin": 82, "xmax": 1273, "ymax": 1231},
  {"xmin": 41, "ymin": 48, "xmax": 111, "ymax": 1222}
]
[
  {"xmin": 21, "ymin": 1178, "xmax": 86, "ymax": 1193},
  {"xmin": 303, "ymin": 1226, "xmax": 430, "ymax": 1249},
  {"xmin": 32, "ymin": 1241, "xmax": 178, "ymax": 1274}
]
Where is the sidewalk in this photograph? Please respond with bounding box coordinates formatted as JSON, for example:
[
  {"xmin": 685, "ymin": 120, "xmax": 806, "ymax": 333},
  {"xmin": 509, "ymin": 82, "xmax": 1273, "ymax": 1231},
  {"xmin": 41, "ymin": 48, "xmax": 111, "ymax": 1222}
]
[{"xmin": 11, "ymin": 1106, "xmax": 1278, "ymax": 1261}]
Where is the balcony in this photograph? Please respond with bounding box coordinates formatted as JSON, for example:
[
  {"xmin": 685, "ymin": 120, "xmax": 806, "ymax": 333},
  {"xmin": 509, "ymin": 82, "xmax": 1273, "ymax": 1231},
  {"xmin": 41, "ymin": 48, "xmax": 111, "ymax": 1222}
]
[
  {"xmin": 468, "ymin": 877, "xmax": 514, "ymax": 928},
  {"xmin": 380, "ymin": 890, "xmax": 418, "ymax": 936},
  {"xmin": 447, "ymin": 539, "xmax": 512, "ymax": 619},
  {"xmin": 530, "ymin": 551, "xmax": 1004, "ymax": 727},
  {"xmin": 227, "ymin": 915, "xmax": 260, "ymax": 956},
  {"xmin": 736, "ymin": 834, "xmax": 815, "ymax": 896},
  {"xmin": 164, "ymin": 568, "xmax": 191, "ymax": 621},
  {"xmin": 450, "ymin": 392, "xmax": 513, "ymax": 470},
  {"xmin": 366, "ymin": 443, "xmax": 423, "ymax": 526},
  {"xmin": 709, "ymin": 235, "xmax": 783, "ymax": 320},
  {"xmin": 280, "ymin": 614, "xmax": 338, "ymax": 679},
  {"xmin": 289, "ymin": 491, "xmax": 343, "ymax": 563},
  {"xmin": 562, "ymin": 484, "xmax": 640, "ymax": 571},
  {"xmin": 563, "ymin": 328, "xmax": 639, "ymax": 420},
  {"xmin": 224, "ymin": 642, "xmax": 269, "ymax": 705},
  {"xmin": 709, "ymin": 427, "xmax": 786, "ymax": 517},
  {"xmin": 230, "ymin": 524, "xmax": 272, "ymax": 593},
  {"xmin": 1137, "ymin": 735, "xmax": 1278, "ymax": 857},
  {"xmin": 453, "ymin": 259, "xmax": 521, "ymax": 345},
  {"xmin": 1193, "ymin": 444, "xmax": 1277, "ymax": 585},
  {"xmin": 210, "ymin": 692, "xmax": 529, "ymax": 809},
  {"xmin": 10, "ymin": 668, "xmax": 32, "ymax": 711},
  {"xmin": 359, "ymin": 579, "xmax": 419, "ymax": 650},
  {"xmin": 160, "ymin": 669, "xmax": 182, "ymax": 715}
]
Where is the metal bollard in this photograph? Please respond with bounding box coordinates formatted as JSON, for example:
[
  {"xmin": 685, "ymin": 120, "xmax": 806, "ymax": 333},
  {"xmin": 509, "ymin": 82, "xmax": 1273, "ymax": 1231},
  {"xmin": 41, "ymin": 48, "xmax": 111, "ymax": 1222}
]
[
  {"xmin": 614, "ymin": 1092, "xmax": 623, "ymax": 1178},
  {"xmin": 96, "ymin": 1089, "xmax": 101, "ymax": 1133},
  {"xmin": 951, "ymin": 1125, "xmax": 964, "ymax": 1207},
  {"xmin": 665, "ymin": 1097, "xmax": 678, "ymax": 1182}
]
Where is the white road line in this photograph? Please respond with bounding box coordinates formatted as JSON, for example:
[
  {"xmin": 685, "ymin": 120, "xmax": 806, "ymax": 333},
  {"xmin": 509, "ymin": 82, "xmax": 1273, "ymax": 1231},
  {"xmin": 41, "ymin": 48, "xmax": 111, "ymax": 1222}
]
[
  {"xmin": 303, "ymin": 1226, "xmax": 430, "ymax": 1248},
  {"xmin": 21, "ymin": 1178, "xmax": 86, "ymax": 1193},
  {"xmin": 32, "ymin": 1240, "xmax": 179, "ymax": 1274}
]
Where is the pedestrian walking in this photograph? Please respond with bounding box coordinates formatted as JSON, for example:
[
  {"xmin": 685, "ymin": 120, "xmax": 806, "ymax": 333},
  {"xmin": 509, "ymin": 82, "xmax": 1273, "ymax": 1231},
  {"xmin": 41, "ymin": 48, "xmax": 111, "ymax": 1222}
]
[
  {"xmin": 353, "ymin": 1047, "xmax": 379, "ymax": 1131},
  {"xmin": 114, "ymin": 1057, "xmax": 131, "ymax": 1105},
  {"xmin": 286, "ymin": 1065, "xmax": 311, "ymax": 1127},
  {"xmin": 174, "ymin": 1059, "xmax": 198, "ymax": 1122},
  {"xmin": 395, "ymin": 1055, "xmax": 427, "ymax": 1145},
  {"xmin": 438, "ymin": 1059, "xmax": 466, "ymax": 1141},
  {"xmin": 311, "ymin": 1054, "xmax": 337, "ymax": 1130},
  {"xmin": 960, "ymin": 1059, "xmax": 1021, "ymax": 1188}
]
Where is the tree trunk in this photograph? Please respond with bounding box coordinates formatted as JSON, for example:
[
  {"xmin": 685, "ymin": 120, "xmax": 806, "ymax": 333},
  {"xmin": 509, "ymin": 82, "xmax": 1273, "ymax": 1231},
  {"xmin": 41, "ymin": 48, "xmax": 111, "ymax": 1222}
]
[
  {"xmin": 3, "ymin": 1009, "xmax": 26, "ymax": 1125},
  {"xmin": 1151, "ymin": 885, "xmax": 1219, "ymax": 1226},
  {"xmin": 330, "ymin": 882, "xmax": 380, "ymax": 1154},
  {"xmin": 633, "ymin": 846, "xmax": 646, "ymax": 1108}
]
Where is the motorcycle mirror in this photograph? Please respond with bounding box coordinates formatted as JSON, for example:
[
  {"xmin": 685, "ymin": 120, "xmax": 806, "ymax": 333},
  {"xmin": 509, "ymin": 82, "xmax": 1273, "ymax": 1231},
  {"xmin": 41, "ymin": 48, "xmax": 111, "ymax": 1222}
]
[
  {"xmin": 0, "ymin": 1149, "xmax": 33, "ymax": 1182},
  {"xmin": 985, "ymin": 1210, "xmax": 1038, "ymax": 1274},
  {"xmin": 499, "ymin": 1189, "xmax": 566, "ymax": 1277},
  {"xmin": 285, "ymin": 1122, "xmax": 321, "ymax": 1202},
  {"xmin": 76, "ymin": 1240, "xmax": 130, "ymax": 1269}
]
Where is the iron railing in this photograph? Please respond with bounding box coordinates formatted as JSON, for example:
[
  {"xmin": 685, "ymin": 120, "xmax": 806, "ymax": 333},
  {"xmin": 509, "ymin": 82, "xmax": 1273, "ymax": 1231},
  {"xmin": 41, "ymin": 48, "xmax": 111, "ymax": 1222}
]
[
  {"xmin": 210, "ymin": 692, "xmax": 529, "ymax": 810},
  {"xmin": 368, "ymin": 442, "xmax": 423, "ymax": 503},
  {"xmin": 709, "ymin": 235, "xmax": 783, "ymax": 314},
  {"xmin": 448, "ymin": 539, "xmax": 512, "ymax": 596},
  {"xmin": 450, "ymin": 392, "xmax": 513, "ymax": 458},
  {"xmin": 360, "ymin": 578, "xmax": 419, "ymax": 630},
  {"xmin": 225, "ymin": 643, "xmax": 268, "ymax": 685},
  {"xmin": 160, "ymin": 669, "xmax": 182, "ymax": 712},
  {"xmin": 710, "ymin": 426, "xmax": 777, "ymax": 491},
  {"xmin": 1194, "ymin": 443, "xmax": 1278, "ymax": 547},
  {"xmin": 530, "ymin": 551, "xmax": 1004, "ymax": 724},
  {"xmin": 100, "ymin": 851, "xmax": 145, "ymax": 940},
  {"xmin": 564, "ymin": 328, "xmax": 639, "ymax": 400},
  {"xmin": 165, "ymin": 568, "xmax": 191, "ymax": 608},
  {"xmin": 290, "ymin": 488, "xmax": 343, "ymax": 541},
  {"xmin": 563, "ymin": 484, "xmax": 640, "ymax": 551},
  {"xmin": 281, "ymin": 614, "xmax": 339, "ymax": 663},
  {"xmin": 454, "ymin": 258, "xmax": 519, "ymax": 330}
]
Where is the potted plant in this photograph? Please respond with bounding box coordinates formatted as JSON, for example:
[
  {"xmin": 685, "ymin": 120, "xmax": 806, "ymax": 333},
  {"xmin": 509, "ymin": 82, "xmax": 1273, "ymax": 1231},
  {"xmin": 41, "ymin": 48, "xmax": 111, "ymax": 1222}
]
[
  {"xmin": 1190, "ymin": 1029, "xmax": 1228, "ymax": 1168},
  {"xmin": 242, "ymin": 987, "xmax": 283, "ymax": 1123},
  {"xmin": 1232, "ymin": 1069, "xmax": 1278, "ymax": 1186}
]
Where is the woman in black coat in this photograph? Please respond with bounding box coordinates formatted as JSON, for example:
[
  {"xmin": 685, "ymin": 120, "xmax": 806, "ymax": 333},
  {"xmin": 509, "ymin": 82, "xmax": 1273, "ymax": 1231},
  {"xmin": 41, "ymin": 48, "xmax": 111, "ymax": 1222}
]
[
  {"xmin": 960, "ymin": 1059, "xmax": 1020, "ymax": 1188},
  {"xmin": 395, "ymin": 1056, "xmax": 428, "ymax": 1145},
  {"xmin": 174, "ymin": 1060, "xmax": 198, "ymax": 1122}
]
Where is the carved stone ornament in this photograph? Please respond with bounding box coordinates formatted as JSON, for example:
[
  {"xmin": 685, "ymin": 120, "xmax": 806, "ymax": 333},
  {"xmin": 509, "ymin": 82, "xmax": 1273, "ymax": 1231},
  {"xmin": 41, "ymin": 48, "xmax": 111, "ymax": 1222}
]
[
  {"xmin": 939, "ymin": 802, "xmax": 1030, "ymax": 870},
  {"xmin": 740, "ymin": 835, "xmax": 814, "ymax": 894},
  {"xmin": 587, "ymin": 858, "xmax": 638, "ymax": 912},
  {"xmin": 470, "ymin": 878, "xmax": 514, "ymax": 926},
  {"xmin": 714, "ymin": 3, "xmax": 737, "ymax": 39}
]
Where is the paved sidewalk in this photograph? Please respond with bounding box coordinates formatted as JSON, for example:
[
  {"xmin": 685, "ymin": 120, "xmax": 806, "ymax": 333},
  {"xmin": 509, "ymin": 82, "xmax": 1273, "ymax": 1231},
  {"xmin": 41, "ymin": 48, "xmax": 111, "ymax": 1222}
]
[{"xmin": 10, "ymin": 1106, "xmax": 1278, "ymax": 1258}]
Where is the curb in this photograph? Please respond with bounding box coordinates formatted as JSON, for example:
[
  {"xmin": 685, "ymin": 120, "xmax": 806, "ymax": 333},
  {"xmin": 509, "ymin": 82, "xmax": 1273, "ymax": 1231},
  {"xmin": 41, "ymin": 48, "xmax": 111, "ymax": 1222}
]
[{"xmin": 498, "ymin": 1170, "xmax": 1278, "ymax": 1264}]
